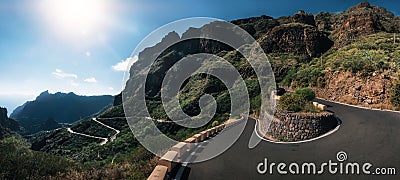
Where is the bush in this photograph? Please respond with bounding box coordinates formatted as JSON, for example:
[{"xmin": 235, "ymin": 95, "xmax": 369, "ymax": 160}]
[
  {"xmin": 278, "ymin": 88, "xmax": 318, "ymax": 112},
  {"xmin": 390, "ymin": 81, "xmax": 400, "ymax": 107},
  {"xmin": 211, "ymin": 121, "xmax": 219, "ymax": 127},
  {"xmin": 278, "ymin": 93, "xmax": 306, "ymax": 112},
  {"xmin": 291, "ymin": 66, "xmax": 324, "ymax": 88},
  {"xmin": 0, "ymin": 136, "xmax": 73, "ymax": 179},
  {"xmin": 294, "ymin": 88, "xmax": 316, "ymax": 101}
]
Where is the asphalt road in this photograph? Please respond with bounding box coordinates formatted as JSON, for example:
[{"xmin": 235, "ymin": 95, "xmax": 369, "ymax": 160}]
[{"xmin": 185, "ymin": 99, "xmax": 400, "ymax": 179}]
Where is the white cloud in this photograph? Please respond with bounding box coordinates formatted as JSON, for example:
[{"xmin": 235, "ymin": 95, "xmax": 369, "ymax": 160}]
[
  {"xmin": 70, "ymin": 81, "xmax": 79, "ymax": 87},
  {"xmin": 112, "ymin": 56, "xmax": 138, "ymax": 72},
  {"xmin": 108, "ymin": 87, "xmax": 114, "ymax": 90},
  {"xmin": 84, "ymin": 77, "xmax": 98, "ymax": 83},
  {"xmin": 52, "ymin": 69, "xmax": 78, "ymax": 79},
  {"xmin": 85, "ymin": 51, "xmax": 91, "ymax": 57}
]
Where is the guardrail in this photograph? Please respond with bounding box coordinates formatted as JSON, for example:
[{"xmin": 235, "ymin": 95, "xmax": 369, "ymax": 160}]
[{"xmin": 147, "ymin": 117, "xmax": 244, "ymax": 180}]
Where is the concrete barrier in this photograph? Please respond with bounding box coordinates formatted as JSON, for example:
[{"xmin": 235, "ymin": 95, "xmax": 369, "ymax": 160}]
[
  {"xmin": 220, "ymin": 124, "xmax": 225, "ymax": 130},
  {"xmin": 158, "ymin": 151, "xmax": 178, "ymax": 172},
  {"xmin": 210, "ymin": 127, "xmax": 216, "ymax": 135},
  {"xmin": 313, "ymin": 102, "xmax": 319, "ymax": 107},
  {"xmin": 147, "ymin": 165, "xmax": 168, "ymax": 180},
  {"xmin": 170, "ymin": 142, "xmax": 188, "ymax": 160},
  {"xmin": 313, "ymin": 102, "xmax": 327, "ymax": 111},
  {"xmin": 201, "ymin": 130, "xmax": 210, "ymax": 138},
  {"xmin": 203, "ymin": 129, "xmax": 211, "ymax": 137},
  {"xmin": 192, "ymin": 134, "xmax": 202, "ymax": 143},
  {"xmin": 184, "ymin": 137, "xmax": 196, "ymax": 151},
  {"xmin": 318, "ymin": 104, "xmax": 326, "ymax": 111}
]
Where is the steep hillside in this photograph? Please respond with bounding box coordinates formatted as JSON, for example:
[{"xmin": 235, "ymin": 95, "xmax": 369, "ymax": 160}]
[
  {"xmin": 232, "ymin": 2, "xmax": 400, "ymax": 110},
  {"xmin": 11, "ymin": 91, "xmax": 113, "ymax": 134}
]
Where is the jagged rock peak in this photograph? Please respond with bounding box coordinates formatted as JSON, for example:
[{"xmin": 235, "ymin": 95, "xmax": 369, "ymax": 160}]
[
  {"xmin": 292, "ymin": 10, "xmax": 315, "ymax": 26},
  {"xmin": 39, "ymin": 90, "xmax": 49, "ymax": 96},
  {"xmin": 162, "ymin": 31, "xmax": 180, "ymax": 42},
  {"xmin": 295, "ymin": 10, "xmax": 307, "ymax": 15},
  {"xmin": 348, "ymin": 1, "xmax": 372, "ymax": 12}
]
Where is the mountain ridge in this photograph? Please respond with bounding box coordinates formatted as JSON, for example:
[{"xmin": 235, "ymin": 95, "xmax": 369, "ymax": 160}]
[{"xmin": 11, "ymin": 91, "xmax": 114, "ymax": 134}]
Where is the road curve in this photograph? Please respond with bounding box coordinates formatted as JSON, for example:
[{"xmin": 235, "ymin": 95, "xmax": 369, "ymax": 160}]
[
  {"xmin": 186, "ymin": 99, "xmax": 400, "ymax": 180},
  {"xmin": 66, "ymin": 118, "xmax": 121, "ymax": 145},
  {"xmin": 66, "ymin": 127, "xmax": 108, "ymax": 145},
  {"xmin": 93, "ymin": 118, "xmax": 120, "ymax": 142}
]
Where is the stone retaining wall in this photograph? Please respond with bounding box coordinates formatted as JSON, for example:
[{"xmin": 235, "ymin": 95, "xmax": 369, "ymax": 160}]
[{"xmin": 266, "ymin": 111, "xmax": 338, "ymax": 141}]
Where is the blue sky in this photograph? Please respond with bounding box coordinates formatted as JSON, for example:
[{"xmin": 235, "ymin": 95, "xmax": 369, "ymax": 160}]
[{"xmin": 0, "ymin": 0, "xmax": 399, "ymax": 113}]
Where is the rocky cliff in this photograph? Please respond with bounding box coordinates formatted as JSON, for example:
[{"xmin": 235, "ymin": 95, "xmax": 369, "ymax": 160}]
[
  {"xmin": 0, "ymin": 107, "xmax": 20, "ymax": 132},
  {"xmin": 0, "ymin": 107, "xmax": 20, "ymax": 139},
  {"xmin": 315, "ymin": 2, "xmax": 400, "ymax": 47},
  {"xmin": 315, "ymin": 71, "xmax": 396, "ymax": 109},
  {"xmin": 258, "ymin": 23, "xmax": 333, "ymax": 58}
]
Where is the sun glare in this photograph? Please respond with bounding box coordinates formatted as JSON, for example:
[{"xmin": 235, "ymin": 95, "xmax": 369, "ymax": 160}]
[{"xmin": 40, "ymin": 0, "xmax": 109, "ymax": 38}]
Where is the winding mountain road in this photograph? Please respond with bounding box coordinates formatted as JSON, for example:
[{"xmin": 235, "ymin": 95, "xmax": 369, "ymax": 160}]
[
  {"xmin": 92, "ymin": 118, "xmax": 121, "ymax": 141},
  {"xmin": 185, "ymin": 99, "xmax": 400, "ymax": 179},
  {"xmin": 66, "ymin": 118, "xmax": 121, "ymax": 145},
  {"xmin": 66, "ymin": 127, "xmax": 109, "ymax": 145}
]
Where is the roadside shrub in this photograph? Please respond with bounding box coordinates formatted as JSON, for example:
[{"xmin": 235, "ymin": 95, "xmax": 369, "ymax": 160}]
[
  {"xmin": 278, "ymin": 93, "xmax": 306, "ymax": 112},
  {"xmin": 390, "ymin": 81, "xmax": 400, "ymax": 107},
  {"xmin": 278, "ymin": 88, "xmax": 318, "ymax": 112},
  {"xmin": 291, "ymin": 66, "xmax": 324, "ymax": 88},
  {"xmin": 294, "ymin": 88, "xmax": 316, "ymax": 101},
  {"xmin": 211, "ymin": 121, "xmax": 219, "ymax": 127}
]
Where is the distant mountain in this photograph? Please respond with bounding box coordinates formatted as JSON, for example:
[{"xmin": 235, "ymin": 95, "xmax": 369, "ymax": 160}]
[{"xmin": 10, "ymin": 91, "xmax": 113, "ymax": 134}]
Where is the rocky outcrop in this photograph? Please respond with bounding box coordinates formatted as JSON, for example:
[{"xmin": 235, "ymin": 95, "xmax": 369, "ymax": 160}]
[
  {"xmin": 0, "ymin": 107, "xmax": 20, "ymax": 132},
  {"xmin": 0, "ymin": 107, "xmax": 20, "ymax": 139},
  {"xmin": 258, "ymin": 23, "xmax": 333, "ymax": 57},
  {"xmin": 315, "ymin": 71, "xmax": 397, "ymax": 110},
  {"xmin": 291, "ymin": 10, "xmax": 316, "ymax": 26},
  {"xmin": 315, "ymin": 2, "xmax": 400, "ymax": 46},
  {"xmin": 231, "ymin": 15, "xmax": 279, "ymax": 39}
]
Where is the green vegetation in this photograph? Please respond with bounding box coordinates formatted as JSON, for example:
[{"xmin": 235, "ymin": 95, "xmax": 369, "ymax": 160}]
[
  {"xmin": 211, "ymin": 120, "xmax": 219, "ymax": 127},
  {"xmin": 280, "ymin": 33, "xmax": 400, "ymax": 88},
  {"xmin": 278, "ymin": 88, "xmax": 319, "ymax": 113},
  {"xmin": 294, "ymin": 88, "xmax": 316, "ymax": 101},
  {"xmin": 390, "ymin": 81, "xmax": 400, "ymax": 108},
  {"xmin": 0, "ymin": 136, "xmax": 73, "ymax": 179},
  {"xmin": 322, "ymin": 33, "xmax": 399, "ymax": 76}
]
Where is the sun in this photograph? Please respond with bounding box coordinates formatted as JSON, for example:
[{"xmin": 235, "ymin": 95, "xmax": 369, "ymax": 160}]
[{"xmin": 39, "ymin": 0, "xmax": 109, "ymax": 37}]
